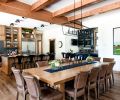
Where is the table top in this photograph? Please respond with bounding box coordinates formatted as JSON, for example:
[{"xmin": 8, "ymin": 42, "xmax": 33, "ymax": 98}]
[{"xmin": 23, "ymin": 62, "xmax": 108, "ymax": 86}]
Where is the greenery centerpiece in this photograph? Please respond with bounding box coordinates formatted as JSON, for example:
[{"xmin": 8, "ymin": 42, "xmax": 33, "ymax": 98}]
[
  {"xmin": 49, "ymin": 60, "xmax": 61, "ymax": 70},
  {"xmin": 86, "ymin": 56, "xmax": 94, "ymax": 63}
]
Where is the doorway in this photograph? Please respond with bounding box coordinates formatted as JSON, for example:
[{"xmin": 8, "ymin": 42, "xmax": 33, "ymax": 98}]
[{"xmin": 49, "ymin": 39, "xmax": 55, "ymax": 60}]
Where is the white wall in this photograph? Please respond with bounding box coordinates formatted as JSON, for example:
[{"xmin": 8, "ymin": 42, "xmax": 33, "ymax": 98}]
[
  {"xmin": 42, "ymin": 25, "xmax": 79, "ymax": 59},
  {"xmin": 83, "ymin": 9, "xmax": 120, "ymax": 71}
]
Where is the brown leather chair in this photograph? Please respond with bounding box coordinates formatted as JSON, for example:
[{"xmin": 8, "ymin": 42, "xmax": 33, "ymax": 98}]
[
  {"xmin": 93, "ymin": 57, "xmax": 101, "ymax": 62},
  {"xmin": 97, "ymin": 63, "xmax": 108, "ymax": 98},
  {"xmin": 105, "ymin": 61, "xmax": 115, "ymax": 91},
  {"xmin": 87, "ymin": 67, "xmax": 100, "ymax": 100},
  {"xmin": 22, "ymin": 73, "xmax": 63, "ymax": 100},
  {"xmin": 103, "ymin": 58, "xmax": 114, "ymax": 62},
  {"xmin": 11, "ymin": 67, "xmax": 28, "ymax": 100},
  {"xmin": 36, "ymin": 61, "xmax": 49, "ymax": 67},
  {"xmin": 65, "ymin": 72, "xmax": 88, "ymax": 100}
]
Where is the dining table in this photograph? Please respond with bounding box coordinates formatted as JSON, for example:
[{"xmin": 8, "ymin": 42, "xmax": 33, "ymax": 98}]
[{"xmin": 23, "ymin": 61, "xmax": 109, "ymax": 100}]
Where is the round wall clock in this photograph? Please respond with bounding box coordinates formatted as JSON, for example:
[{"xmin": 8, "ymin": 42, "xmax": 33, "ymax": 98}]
[{"xmin": 58, "ymin": 41, "xmax": 63, "ymax": 48}]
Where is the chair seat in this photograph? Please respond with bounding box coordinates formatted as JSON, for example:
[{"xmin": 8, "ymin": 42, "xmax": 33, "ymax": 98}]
[
  {"xmin": 65, "ymin": 87, "xmax": 85, "ymax": 98},
  {"xmin": 88, "ymin": 82, "xmax": 96, "ymax": 89},
  {"xmin": 41, "ymin": 87, "xmax": 63, "ymax": 100}
]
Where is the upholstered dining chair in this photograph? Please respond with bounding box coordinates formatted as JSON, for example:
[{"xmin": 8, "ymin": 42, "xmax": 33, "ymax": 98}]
[
  {"xmin": 105, "ymin": 61, "xmax": 115, "ymax": 90},
  {"xmin": 103, "ymin": 58, "xmax": 114, "ymax": 62},
  {"xmin": 65, "ymin": 71, "xmax": 89, "ymax": 100},
  {"xmin": 97, "ymin": 63, "xmax": 108, "ymax": 98},
  {"xmin": 11, "ymin": 67, "xmax": 27, "ymax": 100},
  {"xmin": 22, "ymin": 73, "xmax": 63, "ymax": 100},
  {"xmin": 93, "ymin": 57, "xmax": 101, "ymax": 62},
  {"xmin": 87, "ymin": 67, "xmax": 100, "ymax": 100},
  {"xmin": 36, "ymin": 61, "xmax": 49, "ymax": 68}
]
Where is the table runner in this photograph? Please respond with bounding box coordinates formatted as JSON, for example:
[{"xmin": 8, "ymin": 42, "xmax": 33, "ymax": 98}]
[{"xmin": 44, "ymin": 61, "xmax": 96, "ymax": 73}]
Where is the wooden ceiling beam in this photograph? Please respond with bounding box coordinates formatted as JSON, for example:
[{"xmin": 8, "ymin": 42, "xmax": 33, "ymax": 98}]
[
  {"xmin": 65, "ymin": 23, "xmax": 82, "ymax": 29},
  {"xmin": 0, "ymin": 1, "xmax": 68, "ymax": 25},
  {"xmin": 53, "ymin": 0, "xmax": 102, "ymax": 17},
  {"xmin": 31, "ymin": 0, "xmax": 59, "ymax": 11},
  {"xmin": 0, "ymin": 0, "xmax": 15, "ymax": 3},
  {"xmin": 0, "ymin": 1, "xmax": 82, "ymax": 29},
  {"xmin": 68, "ymin": 1, "xmax": 120, "ymax": 21}
]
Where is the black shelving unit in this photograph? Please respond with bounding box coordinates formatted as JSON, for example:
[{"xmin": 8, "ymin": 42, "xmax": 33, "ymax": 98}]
[{"xmin": 78, "ymin": 28, "xmax": 96, "ymax": 53}]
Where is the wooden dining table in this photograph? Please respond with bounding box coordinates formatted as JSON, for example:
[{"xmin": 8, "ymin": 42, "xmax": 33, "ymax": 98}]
[{"xmin": 23, "ymin": 61, "xmax": 109, "ymax": 100}]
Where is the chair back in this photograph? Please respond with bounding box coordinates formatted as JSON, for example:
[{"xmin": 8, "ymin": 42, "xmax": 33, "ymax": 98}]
[
  {"xmin": 99, "ymin": 64, "xmax": 108, "ymax": 79},
  {"xmin": 74, "ymin": 71, "xmax": 88, "ymax": 90},
  {"xmin": 36, "ymin": 61, "xmax": 48, "ymax": 67},
  {"xmin": 88, "ymin": 67, "xmax": 100, "ymax": 83},
  {"xmin": 103, "ymin": 58, "xmax": 114, "ymax": 62},
  {"xmin": 23, "ymin": 73, "xmax": 41, "ymax": 99},
  {"xmin": 106, "ymin": 62, "xmax": 115, "ymax": 75},
  {"xmin": 11, "ymin": 67, "xmax": 25, "ymax": 92},
  {"xmin": 93, "ymin": 57, "xmax": 101, "ymax": 62}
]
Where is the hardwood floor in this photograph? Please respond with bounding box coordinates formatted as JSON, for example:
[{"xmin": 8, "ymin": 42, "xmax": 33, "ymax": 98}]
[{"xmin": 0, "ymin": 72, "xmax": 120, "ymax": 100}]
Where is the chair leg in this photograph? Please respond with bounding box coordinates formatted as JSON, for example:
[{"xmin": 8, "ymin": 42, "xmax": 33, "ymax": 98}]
[
  {"xmin": 105, "ymin": 78, "xmax": 108, "ymax": 91},
  {"xmin": 16, "ymin": 91, "xmax": 19, "ymax": 100},
  {"xmin": 23, "ymin": 93, "xmax": 27, "ymax": 100},
  {"xmin": 112, "ymin": 72, "xmax": 114, "ymax": 85},
  {"xmin": 103, "ymin": 82, "xmax": 106, "ymax": 93},
  {"xmin": 97, "ymin": 83, "xmax": 100, "ymax": 99},
  {"xmin": 109, "ymin": 77, "xmax": 112, "ymax": 88},
  {"xmin": 84, "ymin": 94, "xmax": 86, "ymax": 100},
  {"xmin": 87, "ymin": 87, "xmax": 90, "ymax": 100},
  {"xmin": 94, "ymin": 87, "xmax": 97, "ymax": 100}
]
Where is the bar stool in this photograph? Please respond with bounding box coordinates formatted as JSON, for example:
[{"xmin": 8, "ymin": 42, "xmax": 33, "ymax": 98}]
[
  {"xmin": 16, "ymin": 55, "xmax": 24, "ymax": 70},
  {"xmin": 24, "ymin": 55, "xmax": 35, "ymax": 69}
]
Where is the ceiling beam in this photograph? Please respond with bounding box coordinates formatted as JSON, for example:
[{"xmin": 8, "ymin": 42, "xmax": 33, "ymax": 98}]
[
  {"xmin": 0, "ymin": 1, "xmax": 68, "ymax": 25},
  {"xmin": 0, "ymin": 0, "xmax": 15, "ymax": 3},
  {"xmin": 68, "ymin": 1, "xmax": 120, "ymax": 21},
  {"xmin": 31, "ymin": 0, "xmax": 59, "ymax": 11},
  {"xmin": 65, "ymin": 23, "xmax": 82, "ymax": 29},
  {"xmin": 0, "ymin": 1, "xmax": 79, "ymax": 28},
  {"xmin": 53, "ymin": 0, "xmax": 102, "ymax": 17}
]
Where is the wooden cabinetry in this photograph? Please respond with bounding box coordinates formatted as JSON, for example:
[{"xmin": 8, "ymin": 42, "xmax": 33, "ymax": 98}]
[
  {"xmin": 0, "ymin": 25, "xmax": 5, "ymax": 41},
  {"xmin": 5, "ymin": 26, "xmax": 19, "ymax": 48}
]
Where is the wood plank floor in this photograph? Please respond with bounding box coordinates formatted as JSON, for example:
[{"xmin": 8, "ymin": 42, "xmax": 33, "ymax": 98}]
[{"xmin": 0, "ymin": 72, "xmax": 120, "ymax": 100}]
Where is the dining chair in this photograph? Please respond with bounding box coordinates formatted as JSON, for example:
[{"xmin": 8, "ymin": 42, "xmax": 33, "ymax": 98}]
[
  {"xmin": 97, "ymin": 63, "xmax": 108, "ymax": 98},
  {"xmin": 11, "ymin": 67, "xmax": 28, "ymax": 100},
  {"xmin": 103, "ymin": 58, "xmax": 114, "ymax": 62},
  {"xmin": 93, "ymin": 57, "xmax": 101, "ymax": 62},
  {"xmin": 65, "ymin": 71, "xmax": 89, "ymax": 100},
  {"xmin": 105, "ymin": 61, "xmax": 115, "ymax": 91},
  {"xmin": 22, "ymin": 72, "xmax": 63, "ymax": 100},
  {"xmin": 87, "ymin": 67, "xmax": 100, "ymax": 100},
  {"xmin": 36, "ymin": 61, "xmax": 49, "ymax": 67}
]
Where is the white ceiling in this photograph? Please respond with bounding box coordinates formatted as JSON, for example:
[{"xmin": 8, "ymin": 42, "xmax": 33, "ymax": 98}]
[
  {"xmin": 17, "ymin": 0, "xmax": 38, "ymax": 5},
  {"xmin": 16, "ymin": 0, "xmax": 120, "ymax": 18},
  {"xmin": 0, "ymin": 12, "xmax": 49, "ymax": 28},
  {"xmin": 45, "ymin": 0, "xmax": 80, "ymax": 12}
]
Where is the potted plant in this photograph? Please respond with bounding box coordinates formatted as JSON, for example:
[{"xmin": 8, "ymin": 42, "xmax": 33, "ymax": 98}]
[
  {"xmin": 49, "ymin": 60, "xmax": 61, "ymax": 70},
  {"xmin": 86, "ymin": 56, "xmax": 94, "ymax": 63}
]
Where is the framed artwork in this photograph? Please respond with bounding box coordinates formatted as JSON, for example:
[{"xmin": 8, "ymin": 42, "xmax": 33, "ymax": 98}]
[{"xmin": 113, "ymin": 27, "xmax": 120, "ymax": 55}]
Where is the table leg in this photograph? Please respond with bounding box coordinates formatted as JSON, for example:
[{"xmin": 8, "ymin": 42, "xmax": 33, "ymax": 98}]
[{"xmin": 59, "ymin": 83, "xmax": 65, "ymax": 100}]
